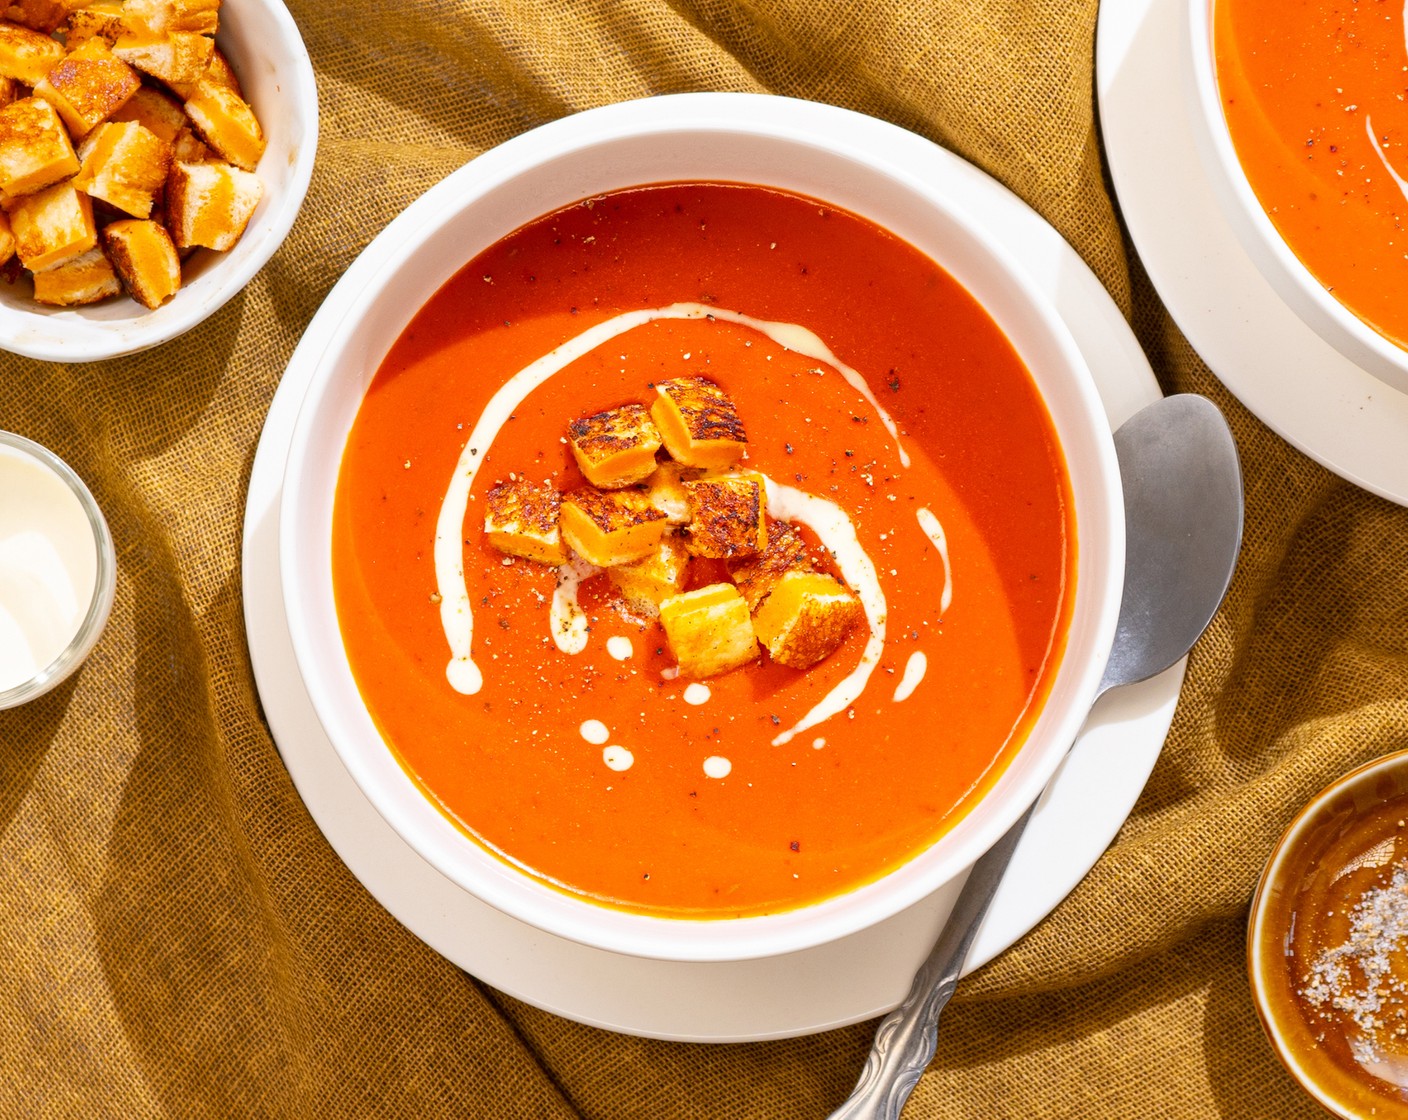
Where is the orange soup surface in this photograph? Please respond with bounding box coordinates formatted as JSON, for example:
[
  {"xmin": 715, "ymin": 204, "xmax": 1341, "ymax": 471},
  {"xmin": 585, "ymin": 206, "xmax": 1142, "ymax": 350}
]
[
  {"xmin": 332, "ymin": 182, "xmax": 1074, "ymax": 918},
  {"xmin": 1215, "ymin": 0, "xmax": 1408, "ymax": 349}
]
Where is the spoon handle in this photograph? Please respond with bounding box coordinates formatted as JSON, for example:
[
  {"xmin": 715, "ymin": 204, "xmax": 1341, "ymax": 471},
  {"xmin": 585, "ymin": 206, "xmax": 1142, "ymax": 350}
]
[{"xmin": 826, "ymin": 801, "xmax": 1037, "ymax": 1120}]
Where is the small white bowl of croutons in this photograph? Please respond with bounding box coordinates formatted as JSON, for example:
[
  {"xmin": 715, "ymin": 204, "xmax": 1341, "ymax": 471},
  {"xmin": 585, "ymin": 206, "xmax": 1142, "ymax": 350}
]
[{"xmin": 0, "ymin": 0, "xmax": 316, "ymax": 362}]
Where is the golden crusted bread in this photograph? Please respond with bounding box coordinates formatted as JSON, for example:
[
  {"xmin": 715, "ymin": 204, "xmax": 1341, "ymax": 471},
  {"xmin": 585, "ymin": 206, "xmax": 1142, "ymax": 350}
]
[
  {"xmin": 608, "ymin": 535, "xmax": 689, "ymax": 618},
  {"xmin": 108, "ymin": 84, "xmax": 185, "ymax": 144},
  {"xmin": 33, "ymin": 36, "xmax": 140, "ymax": 138},
  {"xmin": 568, "ymin": 402, "xmax": 662, "ymax": 489},
  {"xmin": 0, "ymin": 18, "xmax": 64, "ymax": 83},
  {"xmin": 681, "ymin": 471, "xmax": 767, "ymax": 558},
  {"xmin": 112, "ymin": 29, "xmax": 212, "ymax": 86},
  {"xmin": 559, "ymin": 487, "xmax": 667, "ymax": 567},
  {"xmin": 181, "ymin": 77, "xmax": 263, "ymax": 170},
  {"xmin": 76, "ymin": 119, "xmax": 171, "ymax": 217},
  {"xmin": 32, "ymin": 242, "xmax": 120, "ymax": 304},
  {"xmin": 102, "ymin": 217, "xmax": 179, "ymax": 307},
  {"xmin": 0, "ymin": 95, "xmax": 79, "ymax": 200},
  {"xmin": 752, "ymin": 570, "xmax": 863, "ymax": 669},
  {"xmin": 0, "ymin": 207, "xmax": 14, "ymax": 265},
  {"xmin": 727, "ymin": 518, "xmax": 812, "ymax": 609},
  {"xmin": 124, "ymin": 0, "xmax": 219, "ymax": 37},
  {"xmin": 658, "ymin": 582, "xmax": 760, "ymax": 678},
  {"xmin": 483, "ymin": 478, "xmax": 566, "ymax": 565},
  {"xmin": 3, "ymin": 0, "xmax": 70, "ymax": 34},
  {"xmin": 6, "ymin": 177, "xmax": 96, "ymax": 271},
  {"xmin": 649, "ymin": 376, "xmax": 747, "ymax": 469},
  {"xmin": 62, "ymin": 2, "xmax": 129, "ymax": 47},
  {"xmin": 164, "ymin": 157, "xmax": 260, "ymax": 250}
]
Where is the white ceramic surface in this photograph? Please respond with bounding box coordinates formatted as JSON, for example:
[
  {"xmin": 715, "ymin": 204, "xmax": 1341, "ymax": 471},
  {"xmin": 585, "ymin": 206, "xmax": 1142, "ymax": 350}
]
[
  {"xmin": 0, "ymin": 0, "xmax": 318, "ymax": 363},
  {"xmin": 245, "ymin": 95, "xmax": 1181, "ymax": 1040},
  {"xmin": 276, "ymin": 94, "xmax": 1125, "ymax": 964},
  {"xmin": 1098, "ymin": 0, "xmax": 1408, "ymax": 507},
  {"xmin": 1185, "ymin": 0, "xmax": 1408, "ymax": 396}
]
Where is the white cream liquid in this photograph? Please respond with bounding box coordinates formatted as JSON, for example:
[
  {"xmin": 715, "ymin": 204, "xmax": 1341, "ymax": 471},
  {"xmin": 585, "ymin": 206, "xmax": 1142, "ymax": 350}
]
[{"xmin": 0, "ymin": 445, "xmax": 97, "ymax": 692}]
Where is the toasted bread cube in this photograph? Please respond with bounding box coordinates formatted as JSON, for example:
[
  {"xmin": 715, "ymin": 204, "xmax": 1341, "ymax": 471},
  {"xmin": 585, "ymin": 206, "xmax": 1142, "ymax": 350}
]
[
  {"xmin": 63, "ymin": 2, "xmax": 130, "ymax": 46},
  {"xmin": 32, "ymin": 242, "xmax": 119, "ymax": 304},
  {"xmin": 75, "ymin": 120, "xmax": 169, "ymax": 216},
  {"xmin": 7, "ymin": 178, "xmax": 95, "ymax": 271},
  {"xmin": 168, "ymin": 122, "xmax": 207, "ymax": 162},
  {"xmin": 34, "ymin": 39, "xmax": 140, "ymax": 138},
  {"xmin": 112, "ymin": 31, "xmax": 212, "ymax": 86},
  {"xmin": 482, "ymin": 478, "xmax": 565, "ymax": 566},
  {"xmin": 559, "ymin": 487, "xmax": 666, "ymax": 567},
  {"xmin": 124, "ymin": 0, "xmax": 218, "ymax": 37},
  {"xmin": 0, "ymin": 208, "xmax": 15, "ymax": 265},
  {"xmin": 0, "ymin": 20, "xmax": 63, "ymax": 84},
  {"xmin": 4, "ymin": 0, "xmax": 69, "ymax": 33},
  {"xmin": 164, "ymin": 158, "xmax": 259, "ymax": 250},
  {"xmin": 181, "ymin": 77, "xmax": 262, "ymax": 170},
  {"xmin": 728, "ymin": 519, "xmax": 811, "ymax": 609},
  {"xmin": 167, "ymin": 44, "xmax": 240, "ymax": 100},
  {"xmin": 0, "ymin": 97, "xmax": 78, "ymax": 199},
  {"xmin": 108, "ymin": 85, "xmax": 184, "ymax": 144},
  {"xmin": 682, "ymin": 472, "xmax": 767, "ymax": 559},
  {"xmin": 659, "ymin": 583, "xmax": 759, "ymax": 679},
  {"xmin": 0, "ymin": 75, "xmax": 16, "ymax": 109},
  {"xmin": 643, "ymin": 460, "xmax": 695, "ymax": 524},
  {"xmin": 650, "ymin": 376, "xmax": 747, "ymax": 469},
  {"xmin": 567, "ymin": 403, "xmax": 662, "ymax": 489},
  {"xmin": 101, "ymin": 217, "xmax": 178, "ymax": 306},
  {"xmin": 753, "ymin": 571, "xmax": 863, "ymax": 670},
  {"xmin": 608, "ymin": 535, "xmax": 688, "ymax": 618}
]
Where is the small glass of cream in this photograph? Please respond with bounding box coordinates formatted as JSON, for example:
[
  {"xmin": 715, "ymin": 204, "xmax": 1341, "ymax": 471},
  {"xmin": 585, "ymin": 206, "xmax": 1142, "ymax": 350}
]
[{"xmin": 0, "ymin": 431, "xmax": 116, "ymax": 709}]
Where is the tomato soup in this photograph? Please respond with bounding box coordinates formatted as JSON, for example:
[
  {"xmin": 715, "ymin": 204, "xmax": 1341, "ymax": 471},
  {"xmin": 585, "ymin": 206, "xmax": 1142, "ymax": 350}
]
[
  {"xmin": 1214, "ymin": 0, "xmax": 1408, "ymax": 349},
  {"xmin": 331, "ymin": 183, "xmax": 1074, "ymax": 919}
]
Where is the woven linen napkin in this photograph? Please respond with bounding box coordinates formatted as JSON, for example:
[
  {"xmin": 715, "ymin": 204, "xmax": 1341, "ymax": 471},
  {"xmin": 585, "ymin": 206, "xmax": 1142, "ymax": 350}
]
[{"xmin": 3, "ymin": 1, "xmax": 1405, "ymax": 1116}]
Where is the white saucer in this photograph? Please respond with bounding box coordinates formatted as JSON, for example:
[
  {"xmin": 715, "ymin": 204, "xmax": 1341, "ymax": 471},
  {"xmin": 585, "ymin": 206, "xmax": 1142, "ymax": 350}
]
[
  {"xmin": 1097, "ymin": 0, "xmax": 1408, "ymax": 506},
  {"xmin": 241, "ymin": 99, "xmax": 1182, "ymax": 1042}
]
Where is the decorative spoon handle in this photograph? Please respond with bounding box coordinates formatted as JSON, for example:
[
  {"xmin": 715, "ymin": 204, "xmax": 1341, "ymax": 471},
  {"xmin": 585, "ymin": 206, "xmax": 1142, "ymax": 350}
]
[{"xmin": 826, "ymin": 801, "xmax": 1037, "ymax": 1120}]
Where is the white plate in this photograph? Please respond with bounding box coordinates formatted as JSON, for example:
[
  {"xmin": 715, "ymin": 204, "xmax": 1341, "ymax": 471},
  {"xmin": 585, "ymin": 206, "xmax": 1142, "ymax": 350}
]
[
  {"xmin": 1097, "ymin": 0, "xmax": 1408, "ymax": 506},
  {"xmin": 241, "ymin": 98, "xmax": 1181, "ymax": 1042}
]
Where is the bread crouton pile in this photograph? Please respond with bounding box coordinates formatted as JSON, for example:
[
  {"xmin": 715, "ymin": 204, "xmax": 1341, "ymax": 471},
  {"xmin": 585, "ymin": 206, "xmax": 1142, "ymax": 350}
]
[
  {"xmin": 0, "ymin": 0, "xmax": 265, "ymax": 309},
  {"xmin": 484, "ymin": 375, "xmax": 866, "ymax": 679}
]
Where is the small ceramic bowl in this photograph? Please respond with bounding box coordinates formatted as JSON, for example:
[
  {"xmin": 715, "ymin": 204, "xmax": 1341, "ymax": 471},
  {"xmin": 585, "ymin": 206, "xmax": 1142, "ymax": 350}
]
[
  {"xmin": 1249, "ymin": 750, "xmax": 1408, "ymax": 1118},
  {"xmin": 278, "ymin": 93, "xmax": 1125, "ymax": 962},
  {"xmin": 1186, "ymin": 0, "xmax": 1408, "ymax": 397},
  {"xmin": 0, "ymin": 0, "xmax": 318, "ymax": 363},
  {"xmin": 0, "ymin": 431, "xmax": 116, "ymax": 708}
]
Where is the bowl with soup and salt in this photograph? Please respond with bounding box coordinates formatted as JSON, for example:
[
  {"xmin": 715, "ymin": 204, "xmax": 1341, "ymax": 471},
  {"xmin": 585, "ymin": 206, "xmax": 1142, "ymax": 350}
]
[
  {"xmin": 278, "ymin": 94, "xmax": 1125, "ymax": 961},
  {"xmin": 1188, "ymin": 0, "xmax": 1408, "ymax": 394},
  {"xmin": 1250, "ymin": 751, "xmax": 1408, "ymax": 1118}
]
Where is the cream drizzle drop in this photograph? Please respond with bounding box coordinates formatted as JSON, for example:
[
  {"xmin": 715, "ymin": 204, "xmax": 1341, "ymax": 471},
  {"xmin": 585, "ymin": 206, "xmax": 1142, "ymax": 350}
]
[
  {"xmin": 603, "ymin": 745, "xmax": 634, "ymax": 772},
  {"xmin": 606, "ymin": 635, "xmax": 633, "ymax": 661},
  {"xmin": 760, "ymin": 474, "xmax": 887, "ymax": 746},
  {"xmin": 550, "ymin": 555, "xmax": 600, "ymax": 655},
  {"xmin": 893, "ymin": 651, "xmax": 927, "ymax": 703},
  {"xmin": 580, "ymin": 719, "xmax": 609, "ymax": 745},
  {"xmin": 915, "ymin": 507, "xmax": 953, "ymax": 615},
  {"xmin": 683, "ymin": 682, "xmax": 711, "ymax": 706},
  {"xmin": 703, "ymin": 756, "xmax": 732, "ymax": 779},
  {"xmin": 433, "ymin": 302, "xmax": 906, "ymax": 692}
]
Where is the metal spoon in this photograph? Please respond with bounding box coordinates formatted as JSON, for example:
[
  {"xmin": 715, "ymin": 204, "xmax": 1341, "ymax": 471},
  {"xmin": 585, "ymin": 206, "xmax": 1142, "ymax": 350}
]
[{"xmin": 828, "ymin": 393, "xmax": 1243, "ymax": 1120}]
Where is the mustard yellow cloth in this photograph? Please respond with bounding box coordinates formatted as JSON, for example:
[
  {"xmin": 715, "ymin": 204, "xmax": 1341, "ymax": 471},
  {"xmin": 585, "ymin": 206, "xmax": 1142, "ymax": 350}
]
[{"xmin": 3, "ymin": 1, "xmax": 1403, "ymax": 1116}]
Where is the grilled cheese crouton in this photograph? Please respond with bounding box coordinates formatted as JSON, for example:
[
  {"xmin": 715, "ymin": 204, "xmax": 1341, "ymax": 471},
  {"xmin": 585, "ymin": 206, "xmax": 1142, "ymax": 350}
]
[
  {"xmin": 559, "ymin": 487, "xmax": 666, "ymax": 567},
  {"xmin": 659, "ymin": 582, "xmax": 759, "ymax": 678},
  {"xmin": 682, "ymin": 472, "xmax": 767, "ymax": 558},
  {"xmin": 649, "ymin": 375, "xmax": 747, "ymax": 469},
  {"xmin": 753, "ymin": 571, "xmax": 863, "ymax": 669},
  {"xmin": 169, "ymin": 122, "xmax": 206, "ymax": 162},
  {"xmin": 727, "ymin": 518, "xmax": 811, "ymax": 609},
  {"xmin": 167, "ymin": 44, "xmax": 240, "ymax": 100},
  {"xmin": 483, "ymin": 478, "xmax": 566, "ymax": 566},
  {"xmin": 164, "ymin": 158, "xmax": 259, "ymax": 249},
  {"xmin": 3, "ymin": 0, "xmax": 69, "ymax": 33},
  {"xmin": 112, "ymin": 30, "xmax": 212, "ymax": 86},
  {"xmin": 62, "ymin": 2, "xmax": 129, "ymax": 47},
  {"xmin": 0, "ymin": 95, "xmax": 78, "ymax": 199},
  {"xmin": 642, "ymin": 460, "xmax": 694, "ymax": 524},
  {"xmin": 31, "ymin": 242, "xmax": 119, "ymax": 303},
  {"xmin": 568, "ymin": 402, "xmax": 662, "ymax": 489},
  {"xmin": 124, "ymin": 0, "xmax": 218, "ymax": 37},
  {"xmin": 75, "ymin": 120, "xmax": 170, "ymax": 216},
  {"xmin": 181, "ymin": 77, "xmax": 262, "ymax": 170},
  {"xmin": 34, "ymin": 38, "xmax": 140, "ymax": 138},
  {"xmin": 108, "ymin": 84, "xmax": 184, "ymax": 144},
  {"xmin": 102, "ymin": 217, "xmax": 178, "ymax": 307},
  {"xmin": 608, "ymin": 535, "xmax": 689, "ymax": 618},
  {"xmin": 0, "ymin": 19, "xmax": 63, "ymax": 83},
  {"xmin": 7, "ymin": 178, "xmax": 95, "ymax": 270}
]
